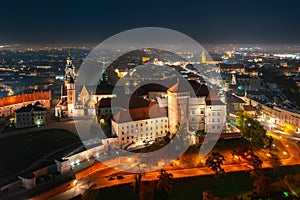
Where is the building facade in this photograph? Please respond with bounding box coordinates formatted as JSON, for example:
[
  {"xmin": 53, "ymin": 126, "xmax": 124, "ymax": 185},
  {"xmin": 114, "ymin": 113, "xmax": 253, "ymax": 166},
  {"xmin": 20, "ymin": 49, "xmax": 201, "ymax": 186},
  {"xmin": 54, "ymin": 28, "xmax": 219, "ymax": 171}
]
[
  {"xmin": 111, "ymin": 80, "xmax": 227, "ymax": 150},
  {"xmin": 167, "ymin": 81, "xmax": 226, "ymax": 134},
  {"xmin": 111, "ymin": 102, "xmax": 168, "ymax": 150},
  {"xmin": 0, "ymin": 91, "xmax": 51, "ymax": 118},
  {"xmin": 15, "ymin": 103, "xmax": 46, "ymax": 128}
]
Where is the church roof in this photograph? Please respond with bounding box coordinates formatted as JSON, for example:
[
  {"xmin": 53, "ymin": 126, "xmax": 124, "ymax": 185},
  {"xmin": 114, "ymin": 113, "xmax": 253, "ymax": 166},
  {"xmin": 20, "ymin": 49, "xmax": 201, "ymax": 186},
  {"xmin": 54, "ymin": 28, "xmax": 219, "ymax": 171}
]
[{"xmin": 95, "ymin": 81, "xmax": 115, "ymax": 95}]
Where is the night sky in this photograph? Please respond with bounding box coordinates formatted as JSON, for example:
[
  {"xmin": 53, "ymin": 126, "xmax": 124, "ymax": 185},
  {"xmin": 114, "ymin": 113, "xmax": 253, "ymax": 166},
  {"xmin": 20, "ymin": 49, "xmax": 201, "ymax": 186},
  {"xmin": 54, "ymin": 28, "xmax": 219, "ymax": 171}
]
[{"xmin": 1, "ymin": 0, "xmax": 300, "ymax": 44}]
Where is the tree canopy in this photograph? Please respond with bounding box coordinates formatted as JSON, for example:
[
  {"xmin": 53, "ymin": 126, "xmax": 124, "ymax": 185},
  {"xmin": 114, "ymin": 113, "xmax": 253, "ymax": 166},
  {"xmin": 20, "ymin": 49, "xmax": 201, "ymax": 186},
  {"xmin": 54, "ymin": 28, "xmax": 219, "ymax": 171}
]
[{"xmin": 236, "ymin": 110, "xmax": 268, "ymax": 149}]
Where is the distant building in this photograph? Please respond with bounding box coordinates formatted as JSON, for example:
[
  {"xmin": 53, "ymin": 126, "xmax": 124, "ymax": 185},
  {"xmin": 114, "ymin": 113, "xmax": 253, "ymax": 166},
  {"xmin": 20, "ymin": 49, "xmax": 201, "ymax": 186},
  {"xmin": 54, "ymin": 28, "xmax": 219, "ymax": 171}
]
[
  {"xmin": 217, "ymin": 64, "xmax": 245, "ymax": 74},
  {"xmin": 0, "ymin": 91, "xmax": 51, "ymax": 117},
  {"xmin": 15, "ymin": 102, "xmax": 46, "ymax": 128},
  {"xmin": 243, "ymin": 105, "xmax": 256, "ymax": 116},
  {"xmin": 247, "ymin": 97, "xmax": 300, "ymax": 133},
  {"xmin": 234, "ymin": 74, "xmax": 262, "ymax": 91},
  {"xmin": 226, "ymin": 94, "xmax": 246, "ymax": 114},
  {"xmin": 280, "ymin": 62, "xmax": 288, "ymax": 67},
  {"xmin": 18, "ymin": 173, "xmax": 36, "ymax": 189}
]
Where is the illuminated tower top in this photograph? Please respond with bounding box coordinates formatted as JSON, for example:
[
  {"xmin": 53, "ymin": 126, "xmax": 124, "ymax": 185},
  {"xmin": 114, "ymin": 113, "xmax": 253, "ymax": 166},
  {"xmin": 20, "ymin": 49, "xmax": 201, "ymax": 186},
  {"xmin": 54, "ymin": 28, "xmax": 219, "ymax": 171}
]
[
  {"xmin": 65, "ymin": 54, "xmax": 76, "ymax": 84},
  {"xmin": 201, "ymin": 51, "xmax": 206, "ymax": 64},
  {"xmin": 231, "ymin": 73, "xmax": 237, "ymax": 85}
]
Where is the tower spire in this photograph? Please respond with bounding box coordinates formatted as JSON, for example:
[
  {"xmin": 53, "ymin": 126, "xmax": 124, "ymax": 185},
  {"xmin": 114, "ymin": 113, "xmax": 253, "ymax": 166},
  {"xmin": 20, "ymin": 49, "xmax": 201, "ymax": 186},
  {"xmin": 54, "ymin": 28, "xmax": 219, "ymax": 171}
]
[{"xmin": 65, "ymin": 54, "xmax": 75, "ymax": 83}]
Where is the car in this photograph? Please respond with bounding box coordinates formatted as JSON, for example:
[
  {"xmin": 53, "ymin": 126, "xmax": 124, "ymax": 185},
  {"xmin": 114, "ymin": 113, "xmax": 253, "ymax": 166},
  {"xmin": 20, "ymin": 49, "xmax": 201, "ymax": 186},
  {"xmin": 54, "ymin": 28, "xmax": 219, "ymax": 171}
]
[
  {"xmin": 116, "ymin": 175, "xmax": 124, "ymax": 180},
  {"xmin": 108, "ymin": 177, "xmax": 115, "ymax": 181}
]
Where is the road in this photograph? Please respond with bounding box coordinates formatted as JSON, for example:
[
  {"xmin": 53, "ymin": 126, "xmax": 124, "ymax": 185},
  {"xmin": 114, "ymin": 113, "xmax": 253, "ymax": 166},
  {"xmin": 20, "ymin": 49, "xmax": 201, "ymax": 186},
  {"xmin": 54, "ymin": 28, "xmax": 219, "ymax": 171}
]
[
  {"xmin": 49, "ymin": 144, "xmax": 300, "ymax": 200},
  {"xmin": 11, "ymin": 116, "xmax": 300, "ymax": 200},
  {"xmin": 46, "ymin": 128, "xmax": 300, "ymax": 200}
]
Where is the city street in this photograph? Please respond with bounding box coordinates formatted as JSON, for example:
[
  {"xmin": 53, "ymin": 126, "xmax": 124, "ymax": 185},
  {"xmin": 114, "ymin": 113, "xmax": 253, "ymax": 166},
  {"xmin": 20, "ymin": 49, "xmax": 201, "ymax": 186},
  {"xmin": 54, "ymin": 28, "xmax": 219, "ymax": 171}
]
[{"xmin": 47, "ymin": 138, "xmax": 300, "ymax": 200}]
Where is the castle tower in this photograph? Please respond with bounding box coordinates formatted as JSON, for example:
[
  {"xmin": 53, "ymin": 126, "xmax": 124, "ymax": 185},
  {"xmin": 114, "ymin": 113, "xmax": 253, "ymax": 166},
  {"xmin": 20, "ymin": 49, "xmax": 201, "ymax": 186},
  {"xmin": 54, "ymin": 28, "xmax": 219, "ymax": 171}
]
[
  {"xmin": 65, "ymin": 54, "xmax": 76, "ymax": 117},
  {"xmin": 167, "ymin": 81, "xmax": 190, "ymax": 134}
]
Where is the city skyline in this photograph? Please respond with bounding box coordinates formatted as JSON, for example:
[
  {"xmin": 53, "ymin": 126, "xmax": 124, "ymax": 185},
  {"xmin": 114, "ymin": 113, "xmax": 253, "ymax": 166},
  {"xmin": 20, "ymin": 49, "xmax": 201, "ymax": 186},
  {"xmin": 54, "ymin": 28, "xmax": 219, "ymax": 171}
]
[{"xmin": 1, "ymin": 2, "xmax": 300, "ymax": 199}]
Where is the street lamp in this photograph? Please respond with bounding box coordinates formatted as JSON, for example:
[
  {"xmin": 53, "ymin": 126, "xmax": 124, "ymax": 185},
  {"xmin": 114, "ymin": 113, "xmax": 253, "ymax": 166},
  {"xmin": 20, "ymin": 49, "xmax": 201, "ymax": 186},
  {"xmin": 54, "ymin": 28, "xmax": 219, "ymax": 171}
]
[{"xmin": 73, "ymin": 180, "xmax": 78, "ymax": 186}]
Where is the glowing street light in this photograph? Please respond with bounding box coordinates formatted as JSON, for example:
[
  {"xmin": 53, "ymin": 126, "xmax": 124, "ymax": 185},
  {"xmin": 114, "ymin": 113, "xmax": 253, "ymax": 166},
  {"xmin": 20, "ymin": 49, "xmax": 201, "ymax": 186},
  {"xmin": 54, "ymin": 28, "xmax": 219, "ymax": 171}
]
[{"xmin": 73, "ymin": 180, "xmax": 78, "ymax": 186}]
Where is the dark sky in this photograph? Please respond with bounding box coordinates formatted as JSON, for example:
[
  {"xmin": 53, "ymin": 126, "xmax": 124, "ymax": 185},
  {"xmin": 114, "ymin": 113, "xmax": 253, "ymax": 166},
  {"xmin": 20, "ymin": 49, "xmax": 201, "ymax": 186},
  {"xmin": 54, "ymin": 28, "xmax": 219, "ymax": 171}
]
[{"xmin": 1, "ymin": 0, "xmax": 300, "ymax": 44}]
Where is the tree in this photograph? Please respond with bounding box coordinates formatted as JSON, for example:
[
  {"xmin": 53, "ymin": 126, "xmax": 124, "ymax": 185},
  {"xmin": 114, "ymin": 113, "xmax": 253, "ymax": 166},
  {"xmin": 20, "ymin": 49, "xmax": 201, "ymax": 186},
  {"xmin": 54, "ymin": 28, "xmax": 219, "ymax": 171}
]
[
  {"xmin": 247, "ymin": 191, "xmax": 259, "ymax": 200},
  {"xmin": 236, "ymin": 111, "xmax": 267, "ymax": 149},
  {"xmin": 205, "ymin": 152, "xmax": 225, "ymax": 177},
  {"xmin": 195, "ymin": 129, "xmax": 206, "ymax": 144},
  {"xmin": 202, "ymin": 190, "xmax": 220, "ymax": 200},
  {"xmin": 265, "ymin": 136, "xmax": 274, "ymax": 150},
  {"xmin": 226, "ymin": 195, "xmax": 244, "ymax": 200},
  {"xmin": 132, "ymin": 173, "xmax": 142, "ymax": 199},
  {"xmin": 283, "ymin": 175, "xmax": 296, "ymax": 193},
  {"xmin": 269, "ymin": 153, "xmax": 282, "ymax": 171},
  {"xmin": 174, "ymin": 123, "xmax": 190, "ymax": 152},
  {"xmin": 247, "ymin": 152, "xmax": 263, "ymax": 177},
  {"xmin": 253, "ymin": 175, "xmax": 272, "ymax": 199},
  {"xmin": 154, "ymin": 169, "xmax": 174, "ymax": 200}
]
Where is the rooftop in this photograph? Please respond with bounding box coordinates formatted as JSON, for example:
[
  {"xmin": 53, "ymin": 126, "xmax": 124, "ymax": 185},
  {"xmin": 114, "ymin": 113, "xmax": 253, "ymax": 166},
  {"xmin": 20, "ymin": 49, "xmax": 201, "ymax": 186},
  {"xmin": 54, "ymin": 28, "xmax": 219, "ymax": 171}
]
[
  {"xmin": 15, "ymin": 103, "xmax": 47, "ymax": 113},
  {"xmin": 113, "ymin": 102, "xmax": 167, "ymax": 123},
  {"xmin": 243, "ymin": 105, "xmax": 256, "ymax": 112},
  {"xmin": 96, "ymin": 95, "xmax": 151, "ymax": 110},
  {"xmin": 0, "ymin": 91, "xmax": 51, "ymax": 107}
]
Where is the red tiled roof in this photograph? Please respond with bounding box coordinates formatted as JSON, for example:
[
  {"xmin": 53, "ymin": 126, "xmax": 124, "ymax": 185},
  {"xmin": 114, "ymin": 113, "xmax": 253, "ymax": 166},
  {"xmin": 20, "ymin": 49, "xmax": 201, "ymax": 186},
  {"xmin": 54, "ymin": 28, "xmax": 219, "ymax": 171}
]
[
  {"xmin": 96, "ymin": 95, "xmax": 151, "ymax": 109},
  {"xmin": 226, "ymin": 94, "xmax": 246, "ymax": 104},
  {"xmin": 243, "ymin": 105, "xmax": 256, "ymax": 112},
  {"xmin": 113, "ymin": 102, "xmax": 167, "ymax": 123},
  {"xmin": 0, "ymin": 91, "xmax": 51, "ymax": 107},
  {"xmin": 206, "ymin": 91, "xmax": 220, "ymax": 101}
]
